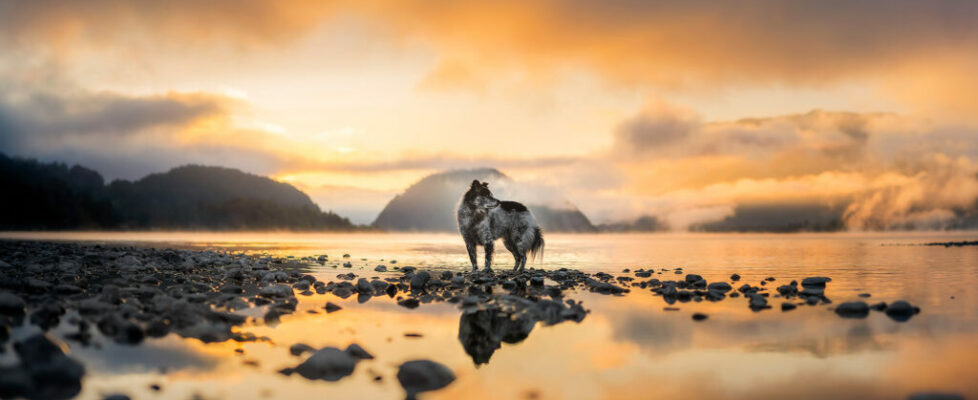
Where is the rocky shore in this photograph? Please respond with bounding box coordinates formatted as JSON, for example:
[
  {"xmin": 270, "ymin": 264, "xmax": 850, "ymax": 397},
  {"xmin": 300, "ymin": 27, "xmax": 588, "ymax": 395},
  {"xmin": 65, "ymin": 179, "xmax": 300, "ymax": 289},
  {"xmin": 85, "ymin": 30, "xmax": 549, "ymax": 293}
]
[{"xmin": 0, "ymin": 240, "xmax": 924, "ymax": 400}]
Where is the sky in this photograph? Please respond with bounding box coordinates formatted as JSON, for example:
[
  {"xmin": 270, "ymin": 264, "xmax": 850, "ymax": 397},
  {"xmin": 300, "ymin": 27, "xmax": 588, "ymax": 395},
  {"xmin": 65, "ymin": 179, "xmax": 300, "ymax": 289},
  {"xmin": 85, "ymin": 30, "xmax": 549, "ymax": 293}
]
[{"xmin": 2, "ymin": 0, "xmax": 978, "ymax": 228}]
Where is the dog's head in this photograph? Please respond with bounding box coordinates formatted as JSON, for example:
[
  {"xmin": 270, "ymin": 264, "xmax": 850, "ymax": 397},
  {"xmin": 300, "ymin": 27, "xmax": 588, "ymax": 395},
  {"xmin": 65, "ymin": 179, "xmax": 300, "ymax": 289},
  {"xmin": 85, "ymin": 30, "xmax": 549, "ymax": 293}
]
[{"xmin": 464, "ymin": 180, "xmax": 500, "ymax": 209}]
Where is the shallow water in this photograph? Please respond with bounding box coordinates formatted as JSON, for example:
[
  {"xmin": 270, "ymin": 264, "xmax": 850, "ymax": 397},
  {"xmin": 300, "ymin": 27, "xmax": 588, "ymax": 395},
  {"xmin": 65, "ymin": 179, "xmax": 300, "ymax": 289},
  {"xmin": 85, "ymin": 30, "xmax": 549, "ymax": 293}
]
[{"xmin": 2, "ymin": 231, "xmax": 978, "ymax": 400}]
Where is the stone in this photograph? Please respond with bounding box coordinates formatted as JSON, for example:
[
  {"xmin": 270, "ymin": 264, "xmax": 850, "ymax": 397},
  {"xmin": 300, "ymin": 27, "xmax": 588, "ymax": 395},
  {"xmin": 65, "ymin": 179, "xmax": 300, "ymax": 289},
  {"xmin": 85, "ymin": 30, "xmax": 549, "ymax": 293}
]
[
  {"xmin": 282, "ymin": 347, "xmax": 359, "ymax": 382},
  {"xmin": 801, "ymin": 277, "xmax": 831, "ymax": 287},
  {"xmin": 345, "ymin": 343, "xmax": 374, "ymax": 360},
  {"xmin": 707, "ymin": 282, "xmax": 732, "ymax": 292},
  {"xmin": 410, "ymin": 271, "xmax": 431, "ymax": 290},
  {"xmin": 885, "ymin": 300, "xmax": 920, "ymax": 322},
  {"xmin": 0, "ymin": 292, "xmax": 26, "ymax": 316},
  {"xmin": 290, "ymin": 343, "xmax": 315, "ymax": 356},
  {"xmin": 691, "ymin": 313, "xmax": 708, "ymax": 321},
  {"xmin": 397, "ymin": 360, "xmax": 456, "ymax": 400},
  {"xmin": 834, "ymin": 301, "xmax": 870, "ymax": 318}
]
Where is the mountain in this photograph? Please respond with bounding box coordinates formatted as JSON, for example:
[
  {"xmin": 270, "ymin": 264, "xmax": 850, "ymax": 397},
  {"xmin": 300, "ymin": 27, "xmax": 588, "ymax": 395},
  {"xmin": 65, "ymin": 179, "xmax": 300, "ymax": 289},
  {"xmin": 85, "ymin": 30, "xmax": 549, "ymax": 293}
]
[
  {"xmin": 0, "ymin": 153, "xmax": 354, "ymax": 230},
  {"xmin": 372, "ymin": 168, "xmax": 596, "ymax": 232}
]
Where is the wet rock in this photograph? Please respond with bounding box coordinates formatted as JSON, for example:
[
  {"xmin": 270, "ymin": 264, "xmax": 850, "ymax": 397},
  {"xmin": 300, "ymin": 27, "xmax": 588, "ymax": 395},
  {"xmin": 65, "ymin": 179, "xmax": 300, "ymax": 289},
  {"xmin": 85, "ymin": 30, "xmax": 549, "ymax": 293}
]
[
  {"xmin": 97, "ymin": 314, "xmax": 145, "ymax": 345},
  {"xmin": 410, "ymin": 271, "xmax": 431, "ymax": 290},
  {"xmin": 584, "ymin": 279, "xmax": 628, "ymax": 295},
  {"xmin": 529, "ymin": 277, "xmax": 544, "ymax": 287},
  {"xmin": 707, "ymin": 282, "xmax": 731, "ymax": 293},
  {"xmin": 885, "ymin": 300, "xmax": 920, "ymax": 322},
  {"xmin": 290, "ymin": 343, "xmax": 315, "ymax": 356},
  {"xmin": 781, "ymin": 302, "xmax": 797, "ymax": 311},
  {"xmin": 691, "ymin": 313, "xmax": 708, "ymax": 321},
  {"xmin": 730, "ymin": 273, "xmax": 741, "ymax": 281},
  {"xmin": 397, "ymin": 360, "xmax": 456, "ymax": 400},
  {"xmin": 375, "ymin": 265, "xmax": 387, "ymax": 272},
  {"xmin": 801, "ymin": 277, "xmax": 831, "ymax": 287},
  {"xmin": 684, "ymin": 274, "xmax": 703, "ymax": 284},
  {"xmin": 345, "ymin": 343, "xmax": 374, "ymax": 360},
  {"xmin": 103, "ymin": 394, "xmax": 131, "ymax": 400},
  {"xmin": 748, "ymin": 293, "xmax": 769, "ymax": 311},
  {"xmin": 280, "ymin": 347, "xmax": 359, "ymax": 382},
  {"xmin": 869, "ymin": 302, "xmax": 887, "ymax": 311},
  {"xmin": 440, "ymin": 271, "xmax": 453, "ymax": 281},
  {"xmin": 356, "ymin": 278, "xmax": 374, "ymax": 294},
  {"xmin": 398, "ymin": 298, "xmax": 420, "ymax": 309},
  {"xmin": 259, "ymin": 285, "xmax": 294, "ymax": 298},
  {"xmin": 834, "ymin": 301, "xmax": 870, "ymax": 318},
  {"xmin": 0, "ymin": 292, "xmax": 26, "ymax": 316},
  {"xmin": 8, "ymin": 334, "xmax": 86, "ymax": 400}
]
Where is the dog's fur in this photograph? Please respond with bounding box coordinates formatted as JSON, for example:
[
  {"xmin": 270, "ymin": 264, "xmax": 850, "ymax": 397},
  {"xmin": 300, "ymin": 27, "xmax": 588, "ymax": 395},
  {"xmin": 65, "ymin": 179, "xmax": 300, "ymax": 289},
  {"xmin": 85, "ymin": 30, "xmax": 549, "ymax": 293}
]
[{"xmin": 457, "ymin": 180, "xmax": 544, "ymax": 271}]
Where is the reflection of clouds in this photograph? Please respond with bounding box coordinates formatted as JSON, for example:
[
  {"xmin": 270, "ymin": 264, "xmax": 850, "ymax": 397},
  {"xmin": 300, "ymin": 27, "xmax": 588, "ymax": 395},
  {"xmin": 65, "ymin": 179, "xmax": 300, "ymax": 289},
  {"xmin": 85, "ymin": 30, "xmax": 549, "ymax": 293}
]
[
  {"xmin": 71, "ymin": 338, "xmax": 219, "ymax": 374},
  {"xmin": 745, "ymin": 323, "xmax": 893, "ymax": 358},
  {"xmin": 609, "ymin": 310, "xmax": 692, "ymax": 356}
]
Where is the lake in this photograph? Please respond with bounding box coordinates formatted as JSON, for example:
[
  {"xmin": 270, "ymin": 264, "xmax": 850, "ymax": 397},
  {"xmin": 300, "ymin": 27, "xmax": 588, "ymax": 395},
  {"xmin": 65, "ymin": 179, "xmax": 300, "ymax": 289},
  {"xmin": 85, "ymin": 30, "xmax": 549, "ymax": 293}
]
[{"xmin": 1, "ymin": 231, "xmax": 976, "ymax": 400}]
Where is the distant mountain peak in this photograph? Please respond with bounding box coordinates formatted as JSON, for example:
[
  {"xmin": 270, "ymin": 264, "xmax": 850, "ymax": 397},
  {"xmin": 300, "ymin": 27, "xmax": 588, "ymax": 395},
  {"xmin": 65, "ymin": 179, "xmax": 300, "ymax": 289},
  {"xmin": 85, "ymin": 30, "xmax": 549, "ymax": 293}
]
[{"xmin": 372, "ymin": 168, "xmax": 595, "ymax": 232}]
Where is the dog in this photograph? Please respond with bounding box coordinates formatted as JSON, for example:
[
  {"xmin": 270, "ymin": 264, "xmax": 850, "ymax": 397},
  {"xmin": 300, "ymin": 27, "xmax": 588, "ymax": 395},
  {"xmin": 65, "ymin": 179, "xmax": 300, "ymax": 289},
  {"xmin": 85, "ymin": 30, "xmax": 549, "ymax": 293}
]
[{"xmin": 457, "ymin": 180, "xmax": 544, "ymax": 271}]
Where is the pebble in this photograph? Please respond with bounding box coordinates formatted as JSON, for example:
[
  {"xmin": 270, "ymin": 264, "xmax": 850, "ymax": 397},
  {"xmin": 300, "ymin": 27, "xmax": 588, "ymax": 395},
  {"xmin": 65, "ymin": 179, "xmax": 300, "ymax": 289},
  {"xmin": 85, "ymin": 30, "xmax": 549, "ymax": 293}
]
[
  {"xmin": 691, "ymin": 313, "xmax": 708, "ymax": 321},
  {"xmin": 885, "ymin": 300, "xmax": 920, "ymax": 322},
  {"xmin": 834, "ymin": 301, "xmax": 870, "ymax": 318},
  {"xmin": 280, "ymin": 347, "xmax": 360, "ymax": 382},
  {"xmin": 801, "ymin": 277, "xmax": 832, "ymax": 287},
  {"xmin": 397, "ymin": 360, "xmax": 456, "ymax": 400}
]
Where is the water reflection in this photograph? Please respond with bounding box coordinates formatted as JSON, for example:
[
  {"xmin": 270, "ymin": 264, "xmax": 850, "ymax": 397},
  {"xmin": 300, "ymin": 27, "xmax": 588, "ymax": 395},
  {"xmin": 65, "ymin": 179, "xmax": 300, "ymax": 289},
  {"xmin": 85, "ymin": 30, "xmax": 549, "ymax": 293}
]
[
  {"xmin": 2, "ymin": 232, "xmax": 977, "ymax": 400},
  {"xmin": 458, "ymin": 306, "xmax": 536, "ymax": 365}
]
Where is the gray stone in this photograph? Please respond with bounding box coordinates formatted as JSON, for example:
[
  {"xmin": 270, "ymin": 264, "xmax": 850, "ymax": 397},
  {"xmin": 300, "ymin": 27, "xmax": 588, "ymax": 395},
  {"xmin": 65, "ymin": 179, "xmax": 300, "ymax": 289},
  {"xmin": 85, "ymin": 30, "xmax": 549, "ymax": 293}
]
[{"xmin": 397, "ymin": 360, "xmax": 456, "ymax": 399}]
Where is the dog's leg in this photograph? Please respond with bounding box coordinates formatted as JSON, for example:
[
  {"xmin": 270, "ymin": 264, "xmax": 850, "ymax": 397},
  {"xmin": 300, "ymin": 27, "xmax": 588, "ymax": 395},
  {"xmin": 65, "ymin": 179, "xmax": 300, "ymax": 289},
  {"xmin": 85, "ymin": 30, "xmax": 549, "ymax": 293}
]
[
  {"xmin": 518, "ymin": 253, "xmax": 528, "ymax": 271},
  {"xmin": 465, "ymin": 240, "xmax": 478, "ymax": 270},
  {"xmin": 503, "ymin": 238, "xmax": 519, "ymax": 271},
  {"xmin": 483, "ymin": 241, "xmax": 494, "ymax": 272}
]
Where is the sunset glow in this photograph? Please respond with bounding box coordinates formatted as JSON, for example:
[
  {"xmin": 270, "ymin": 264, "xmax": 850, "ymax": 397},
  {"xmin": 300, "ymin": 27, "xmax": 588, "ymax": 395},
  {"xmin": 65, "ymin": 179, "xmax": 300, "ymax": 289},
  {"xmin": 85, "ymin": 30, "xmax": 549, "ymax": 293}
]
[{"xmin": 3, "ymin": 1, "xmax": 978, "ymax": 227}]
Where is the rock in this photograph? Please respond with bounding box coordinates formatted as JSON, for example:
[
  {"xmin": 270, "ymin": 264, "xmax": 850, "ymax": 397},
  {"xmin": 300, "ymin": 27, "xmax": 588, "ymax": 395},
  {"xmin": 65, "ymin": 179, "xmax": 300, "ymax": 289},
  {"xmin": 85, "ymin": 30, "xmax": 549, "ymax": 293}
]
[
  {"xmin": 410, "ymin": 271, "xmax": 431, "ymax": 290},
  {"xmin": 885, "ymin": 300, "xmax": 920, "ymax": 322},
  {"xmin": 691, "ymin": 313, "xmax": 708, "ymax": 321},
  {"xmin": 0, "ymin": 292, "xmax": 26, "ymax": 316},
  {"xmin": 529, "ymin": 277, "xmax": 544, "ymax": 287},
  {"xmin": 290, "ymin": 343, "xmax": 315, "ymax": 356},
  {"xmin": 707, "ymin": 282, "xmax": 731, "ymax": 292},
  {"xmin": 259, "ymin": 285, "xmax": 294, "ymax": 298},
  {"xmin": 345, "ymin": 343, "xmax": 374, "ymax": 360},
  {"xmin": 440, "ymin": 271, "xmax": 453, "ymax": 280},
  {"xmin": 356, "ymin": 278, "xmax": 374, "ymax": 294},
  {"xmin": 801, "ymin": 277, "xmax": 831, "ymax": 287},
  {"xmin": 858, "ymin": 293, "xmax": 871, "ymax": 298},
  {"xmin": 11, "ymin": 334, "xmax": 85, "ymax": 400},
  {"xmin": 684, "ymin": 274, "xmax": 703, "ymax": 284},
  {"xmin": 834, "ymin": 301, "xmax": 870, "ymax": 318},
  {"xmin": 398, "ymin": 298, "xmax": 420, "ymax": 309},
  {"xmin": 748, "ymin": 293, "xmax": 768, "ymax": 311},
  {"xmin": 103, "ymin": 394, "xmax": 131, "ymax": 400},
  {"xmin": 869, "ymin": 302, "xmax": 887, "ymax": 311},
  {"xmin": 375, "ymin": 265, "xmax": 387, "ymax": 272},
  {"xmin": 781, "ymin": 302, "xmax": 797, "ymax": 311},
  {"xmin": 730, "ymin": 273, "xmax": 741, "ymax": 281},
  {"xmin": 282, "ymin": 347, "xmax": 359, "ymax": 382},
  {"xmin": 397, "ymin": 360, "xmax": 456, "ymax": 400}
]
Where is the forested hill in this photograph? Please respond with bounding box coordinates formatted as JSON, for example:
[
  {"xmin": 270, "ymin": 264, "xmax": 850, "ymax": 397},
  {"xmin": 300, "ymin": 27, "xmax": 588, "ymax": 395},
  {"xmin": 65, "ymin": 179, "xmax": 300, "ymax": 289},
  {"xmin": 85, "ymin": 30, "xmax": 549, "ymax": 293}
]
[{"xmin": 0, "ymin": 153, "xmax": 354, "ymax": 230}]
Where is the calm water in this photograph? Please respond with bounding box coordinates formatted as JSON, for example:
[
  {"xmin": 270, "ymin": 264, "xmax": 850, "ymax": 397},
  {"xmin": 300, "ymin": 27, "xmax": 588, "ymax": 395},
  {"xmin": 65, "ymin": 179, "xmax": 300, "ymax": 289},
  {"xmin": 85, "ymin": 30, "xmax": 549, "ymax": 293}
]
[{"xmin": 2, "ymin": 231, "xmax": 978, "ymax": 400}]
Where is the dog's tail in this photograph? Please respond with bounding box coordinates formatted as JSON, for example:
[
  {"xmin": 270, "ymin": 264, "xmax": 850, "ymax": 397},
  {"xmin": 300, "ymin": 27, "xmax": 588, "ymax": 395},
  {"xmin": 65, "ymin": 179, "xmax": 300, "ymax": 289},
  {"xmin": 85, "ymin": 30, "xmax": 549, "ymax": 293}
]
[{"xmin": 529, "ymin": 226, "xmax": 545, "ymax": 263}]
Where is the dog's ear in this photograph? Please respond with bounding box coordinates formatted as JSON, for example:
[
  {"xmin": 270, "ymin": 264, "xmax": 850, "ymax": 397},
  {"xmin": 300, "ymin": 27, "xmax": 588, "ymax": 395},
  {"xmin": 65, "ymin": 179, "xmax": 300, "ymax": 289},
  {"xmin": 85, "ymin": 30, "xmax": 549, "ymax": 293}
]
[
  {"xmin": 470, "ymin": 180, "xmax": 481, "ymax": 188},
  {"xmin": 482, "ymin": 182, "xmax": 489, "ymax": 188}
]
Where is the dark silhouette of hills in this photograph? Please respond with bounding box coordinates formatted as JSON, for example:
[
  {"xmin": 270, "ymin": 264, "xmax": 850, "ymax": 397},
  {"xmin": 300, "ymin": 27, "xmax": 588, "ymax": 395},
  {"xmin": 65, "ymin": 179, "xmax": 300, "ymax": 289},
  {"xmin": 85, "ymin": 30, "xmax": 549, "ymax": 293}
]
[
  {"xmin": 0, "ymin": 153, "xmax": 353, "ymax": 230},
  {"xmin": 372, "ymin": 168, "xmax": 596, "ymax": 232}
]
